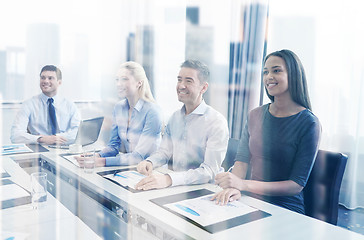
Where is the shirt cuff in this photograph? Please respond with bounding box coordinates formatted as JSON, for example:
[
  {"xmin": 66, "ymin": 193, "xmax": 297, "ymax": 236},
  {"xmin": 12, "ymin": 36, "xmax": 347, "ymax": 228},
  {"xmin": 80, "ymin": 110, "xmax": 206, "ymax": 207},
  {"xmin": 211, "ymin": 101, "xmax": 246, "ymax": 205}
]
[
  {"xmin": 167, "ymin": 172, "xmax": 185, "ymax": 187},
  {"xmin": 105, "ymin": 156, "xmax": 121, "ymax": 166},
  {"xmin": 148, "ymin": 158, "xmax": 159, "ymax": 168},
  {"xmin": 33, "ymin": 135, "xmax": 42, "ymax": 144},
  {"xmin": 99, "ymin": 147, "xmax": 119, "ymax": 158}
]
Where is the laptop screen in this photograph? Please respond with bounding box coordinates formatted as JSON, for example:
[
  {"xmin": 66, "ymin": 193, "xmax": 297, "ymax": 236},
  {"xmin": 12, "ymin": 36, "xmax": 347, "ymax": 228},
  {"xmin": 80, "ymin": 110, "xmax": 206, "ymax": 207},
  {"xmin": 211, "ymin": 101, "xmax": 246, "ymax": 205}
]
[{"xmin": 74, "ymin": 117, "xmax": 104, "ymax": 146}]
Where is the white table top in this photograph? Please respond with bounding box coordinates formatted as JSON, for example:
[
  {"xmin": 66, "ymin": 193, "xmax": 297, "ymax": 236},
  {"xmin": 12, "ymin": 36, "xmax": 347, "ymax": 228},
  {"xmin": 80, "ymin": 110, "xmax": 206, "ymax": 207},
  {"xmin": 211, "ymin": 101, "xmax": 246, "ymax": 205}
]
[
  {"xmin": 0, "ymin": 155, "xmax": 101, "ymax": 240},
  {"xmin": 1, "ymin": 146, "xmax": 364, "ymax": 240}
]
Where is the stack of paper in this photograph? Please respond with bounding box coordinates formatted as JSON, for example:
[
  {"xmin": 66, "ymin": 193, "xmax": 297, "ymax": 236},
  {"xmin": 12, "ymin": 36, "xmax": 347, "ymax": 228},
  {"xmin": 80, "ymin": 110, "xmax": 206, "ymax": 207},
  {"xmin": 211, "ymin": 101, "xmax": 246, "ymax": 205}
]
[
  {"xmin": 105, "ymin": 171, "xmax": 146, "ymax": 190},
  {"xmin": 1, "ymin": 144, "xmax": 33, "ymax": 156}
]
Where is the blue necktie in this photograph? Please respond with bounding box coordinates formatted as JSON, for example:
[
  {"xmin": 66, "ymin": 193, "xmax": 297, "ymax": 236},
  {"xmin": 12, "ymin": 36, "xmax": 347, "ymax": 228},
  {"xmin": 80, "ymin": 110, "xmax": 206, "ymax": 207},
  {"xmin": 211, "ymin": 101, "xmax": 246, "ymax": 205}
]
[{"xmin": 48, "ymin": 98, "xmax": 57, "ymax": 135}]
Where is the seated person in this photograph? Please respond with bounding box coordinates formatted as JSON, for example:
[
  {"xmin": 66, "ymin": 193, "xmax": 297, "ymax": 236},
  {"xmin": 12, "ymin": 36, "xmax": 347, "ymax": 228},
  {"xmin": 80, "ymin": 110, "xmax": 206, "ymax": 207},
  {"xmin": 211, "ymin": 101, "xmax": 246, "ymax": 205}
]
[
  {"xmin": 135, "ymin": 60, "xmax": 229, "ymax": 190},
  {"xmin": 11, "ymin": 65, "xmax": 80, "ymax": 145},
  {"xmin": 76, "ymin": 61, "xmax": 163, "ymax": 167},
  {"xmin": 212, "ymin": 50, "xmax": 321, "ymax": 214}
]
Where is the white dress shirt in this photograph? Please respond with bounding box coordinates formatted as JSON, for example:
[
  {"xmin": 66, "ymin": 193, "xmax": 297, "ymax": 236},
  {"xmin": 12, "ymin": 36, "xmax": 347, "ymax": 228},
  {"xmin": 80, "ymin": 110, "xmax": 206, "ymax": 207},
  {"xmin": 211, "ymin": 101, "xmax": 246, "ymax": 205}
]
[
  {"xmin": 147, "ymin": 100, "xmax": 229, "ymax": 186},
  {"xmin": 11, "ymin": 93, "xmax": 80, "ymax": 144}
]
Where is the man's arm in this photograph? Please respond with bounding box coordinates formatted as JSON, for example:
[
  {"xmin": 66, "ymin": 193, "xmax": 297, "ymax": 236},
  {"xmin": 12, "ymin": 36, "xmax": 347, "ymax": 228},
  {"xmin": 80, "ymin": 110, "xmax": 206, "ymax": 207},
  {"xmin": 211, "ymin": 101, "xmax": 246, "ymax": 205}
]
[
  {"xmin": 37, "ymin": 135, "xmax": 67, "ymax": 145},
  {"xmin": 145, "ymin": 121, "xmax": 174, "ymax": 169},
  {"xmin": 11, "ymin": 103, "xmax": 40, "ymax": 144},
  {"xmin": 135, "ymin": 122, "xmax": 174, "ymax": 190},
  {"xmin": 136, "ymin": 125, "xmax": 173, "ymax": 174}
]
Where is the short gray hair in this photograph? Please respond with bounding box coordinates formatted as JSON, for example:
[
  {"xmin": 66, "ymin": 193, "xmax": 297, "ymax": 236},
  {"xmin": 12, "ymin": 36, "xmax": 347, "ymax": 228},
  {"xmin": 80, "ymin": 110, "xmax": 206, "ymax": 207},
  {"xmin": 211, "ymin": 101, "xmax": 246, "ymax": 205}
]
[{"xmin": 180, "ymin": 60, "xmax": 210, "ymax": 83}]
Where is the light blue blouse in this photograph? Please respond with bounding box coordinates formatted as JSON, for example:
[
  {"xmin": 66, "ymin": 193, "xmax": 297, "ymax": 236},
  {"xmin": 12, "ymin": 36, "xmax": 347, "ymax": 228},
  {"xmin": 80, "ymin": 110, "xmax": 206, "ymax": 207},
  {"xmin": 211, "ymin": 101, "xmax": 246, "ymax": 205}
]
[{"xmin": 99, "ymin": 98, "xmax": 163, "ymax": 166}]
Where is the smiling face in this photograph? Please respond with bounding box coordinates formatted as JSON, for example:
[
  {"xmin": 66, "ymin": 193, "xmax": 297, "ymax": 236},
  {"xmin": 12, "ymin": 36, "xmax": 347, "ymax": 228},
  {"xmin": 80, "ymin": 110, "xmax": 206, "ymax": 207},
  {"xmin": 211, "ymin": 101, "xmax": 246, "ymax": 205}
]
[
  {"xmin": 115, "ymin": 68, "xmax": 141, "ymax": 99},
  {"xmin": 176, "ymin": 67, "xmax": 208, "ymax": 110},
  {"xmin": 263, "ymin": 56, "xmax": 290, "ymax": 99},
  {"xmin": 39, "ymin": 71, "xmax": 62, "ymax": 97}
]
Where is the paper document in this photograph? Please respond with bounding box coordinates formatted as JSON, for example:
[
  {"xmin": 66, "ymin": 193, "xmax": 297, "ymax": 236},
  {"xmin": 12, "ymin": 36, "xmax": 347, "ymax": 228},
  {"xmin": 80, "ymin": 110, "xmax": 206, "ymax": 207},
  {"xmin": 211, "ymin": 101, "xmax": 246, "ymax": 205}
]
[
  {"xmin": 1, "ymin": 144, "xmax": 33, "ymax": 155},
  {"xmin": 105, "ymin": 171, "xmax": 147, "ymax": 190},
  {"xmin": 0, "ymin": 231, "xmax": 29, "ymax": 240},
  {"xmin": 0, "ymin": 166, "xmax": 10, "ymax": 178},
  {"xmin": 62, "ymin": 154, "xmax": 81, "ymax": 167},
  {"xmin": 165, "ymin": 194, "xmax": 258, "ymax": 226},
  {"xmin": 0, "ymin": 184, "xmax": 30, "ymax": 202}
]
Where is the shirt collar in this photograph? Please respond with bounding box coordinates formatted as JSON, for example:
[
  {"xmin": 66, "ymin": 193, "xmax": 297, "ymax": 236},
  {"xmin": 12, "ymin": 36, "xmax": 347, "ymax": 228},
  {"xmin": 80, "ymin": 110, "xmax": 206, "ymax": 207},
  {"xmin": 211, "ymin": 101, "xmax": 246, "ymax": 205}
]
[
  {"xmin": 124, "ymin": 98, "xmax": 145, "ymax": 112},
  {"xmin": 134, "ymin": 99, "xmax": 144, "ymax": 112},
  {"xmin": 181, "ymin": 100, "xmax": 207, "ymax": 116},
  {"xmin": 40, "ymin": 93, "xmax": 59, "ymax": 104}
]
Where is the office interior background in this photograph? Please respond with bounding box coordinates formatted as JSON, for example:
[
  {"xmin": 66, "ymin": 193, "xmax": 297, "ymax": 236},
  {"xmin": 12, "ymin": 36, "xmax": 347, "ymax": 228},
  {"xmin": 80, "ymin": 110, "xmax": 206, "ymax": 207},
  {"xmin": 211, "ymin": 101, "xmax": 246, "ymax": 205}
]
[{"xmin": 1, "ymin": 0, "xmax": 364, "ymax": 235}]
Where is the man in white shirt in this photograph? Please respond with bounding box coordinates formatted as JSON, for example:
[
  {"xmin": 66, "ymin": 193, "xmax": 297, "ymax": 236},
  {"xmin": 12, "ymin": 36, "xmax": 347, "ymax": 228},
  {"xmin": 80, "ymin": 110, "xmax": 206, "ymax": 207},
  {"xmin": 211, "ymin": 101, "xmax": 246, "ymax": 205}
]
[
  {"xmin": 11, "ymin": 65, "xmax": 80, "ymax": 145},
  {"xmin": 135, "ymin": 60, "xmax": 229, "ymax": 190}
]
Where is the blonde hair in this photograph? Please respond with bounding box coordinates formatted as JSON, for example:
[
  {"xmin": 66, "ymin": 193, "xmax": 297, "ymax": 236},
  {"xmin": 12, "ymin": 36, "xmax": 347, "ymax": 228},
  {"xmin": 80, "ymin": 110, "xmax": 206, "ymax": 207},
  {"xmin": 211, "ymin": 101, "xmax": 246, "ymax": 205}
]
[{"xmin": 119, "ymin": 61, "xmax": 155, "ymax": 102}]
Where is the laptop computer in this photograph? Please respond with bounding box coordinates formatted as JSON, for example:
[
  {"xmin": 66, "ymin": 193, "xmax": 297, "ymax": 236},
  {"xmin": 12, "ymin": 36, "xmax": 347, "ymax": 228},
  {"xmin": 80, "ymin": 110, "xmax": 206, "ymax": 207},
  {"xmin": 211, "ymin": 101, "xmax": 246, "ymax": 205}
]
[{"xmin": 48, "ymin": 116, "xmax": 104, "ymax": 149}]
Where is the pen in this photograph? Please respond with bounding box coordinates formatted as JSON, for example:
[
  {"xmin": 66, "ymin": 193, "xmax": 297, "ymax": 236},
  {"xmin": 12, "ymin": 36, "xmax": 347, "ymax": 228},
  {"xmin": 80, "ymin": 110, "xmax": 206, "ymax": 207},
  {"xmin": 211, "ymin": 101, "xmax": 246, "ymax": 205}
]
[
  {"xmin": 175, "ymin": 204, "xmax": 200, "ymax": 216},
  {"xmin": 82, "ymin": 153, "xmax": 94, "ymax": 157},
  {"xmin": 2, "ymin": 147, "xmax": 18, "ymax": 151},
  {"xmin": 113, "ymin": 172, "xmax": 127, "ymax": 179},
  {"xmin": 213, "ymin": 166, "xmax": 234, "ymax": 190},
  {"xmin": 130, "ymin": 171, "xmax": 145, "ymax": 177}
]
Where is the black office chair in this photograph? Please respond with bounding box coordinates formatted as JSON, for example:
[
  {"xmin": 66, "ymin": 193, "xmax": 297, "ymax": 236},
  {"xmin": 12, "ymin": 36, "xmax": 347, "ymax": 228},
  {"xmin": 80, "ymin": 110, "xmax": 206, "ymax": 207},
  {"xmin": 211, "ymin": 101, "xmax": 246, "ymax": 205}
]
[
  {"xmin": 221, "ymin": 138, "xmax": 240, "ymax": 171},
  {"xmin": 303, "ymin": 150, "xmax": 348, "ymax": 225}
]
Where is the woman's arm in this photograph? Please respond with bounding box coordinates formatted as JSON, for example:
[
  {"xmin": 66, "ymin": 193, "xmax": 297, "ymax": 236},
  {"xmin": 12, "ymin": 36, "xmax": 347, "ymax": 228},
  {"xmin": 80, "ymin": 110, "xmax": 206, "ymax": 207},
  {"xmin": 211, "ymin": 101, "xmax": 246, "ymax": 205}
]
[
  {"xmin": 241, "ymin": 179, "xmax": 303, "ymax": 196},
  {"xmin": 215, "ymin": 161, "xmax": 248, "ymax": 189},
  {"xmin": 215, "ymin": 161, "xmax": 303, "ymax": 196}
]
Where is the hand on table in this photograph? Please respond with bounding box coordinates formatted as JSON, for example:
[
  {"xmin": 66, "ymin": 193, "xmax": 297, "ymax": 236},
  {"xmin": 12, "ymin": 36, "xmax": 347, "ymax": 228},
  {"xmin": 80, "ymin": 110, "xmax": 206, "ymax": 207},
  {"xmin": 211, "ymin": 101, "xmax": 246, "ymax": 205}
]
[
  {"xmin": 210, "ymin": 188, "xmax": 242, "ymax": 205},
  {"xmin": 136, "ymin": 160, "xmax": 154, "ymax": 176},
  {"xmin": 74, "ymin": 153, "xmax": 105, "ymax": 167},
  {"xmin": 38, "ymin": 135, "xmax": 67, "ymax": 145},
  {"xmin": 135, "ymin": 174, "xmax": 172, "ymax": 190}
]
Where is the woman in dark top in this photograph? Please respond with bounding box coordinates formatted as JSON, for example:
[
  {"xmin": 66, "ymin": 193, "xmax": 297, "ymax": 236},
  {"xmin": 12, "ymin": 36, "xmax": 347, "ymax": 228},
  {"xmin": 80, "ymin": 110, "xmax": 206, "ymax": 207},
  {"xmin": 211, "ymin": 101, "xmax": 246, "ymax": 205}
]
[{"xmin": 212, "ymin": 49, "xmax": 321, "ymax": 214}]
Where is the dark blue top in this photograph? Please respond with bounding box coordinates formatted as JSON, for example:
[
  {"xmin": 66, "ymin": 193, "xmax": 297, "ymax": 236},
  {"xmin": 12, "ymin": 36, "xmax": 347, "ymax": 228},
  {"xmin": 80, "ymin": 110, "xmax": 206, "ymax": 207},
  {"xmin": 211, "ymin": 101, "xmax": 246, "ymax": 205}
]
[{"xmin": 236, "ymin": 104, "xmax": 321, "ymax": 214}]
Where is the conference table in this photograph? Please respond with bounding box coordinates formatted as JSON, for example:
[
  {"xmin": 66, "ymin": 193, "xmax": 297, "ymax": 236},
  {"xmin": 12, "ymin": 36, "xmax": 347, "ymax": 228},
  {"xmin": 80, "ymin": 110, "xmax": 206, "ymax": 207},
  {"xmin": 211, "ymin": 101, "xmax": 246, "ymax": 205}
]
[{"xmin": 1, "ymin": 145, "xmax": 364, "ymax": 240}]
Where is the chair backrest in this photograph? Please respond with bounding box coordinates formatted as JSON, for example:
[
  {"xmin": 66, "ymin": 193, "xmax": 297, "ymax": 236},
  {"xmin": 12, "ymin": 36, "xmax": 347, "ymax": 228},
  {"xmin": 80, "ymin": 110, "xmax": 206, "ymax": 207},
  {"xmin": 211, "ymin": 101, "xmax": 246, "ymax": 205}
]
[
  {"xmin": 303, "ymin": 150, "xmax": 348, "ymax": 225},
  {"xmin": 221, "ymin": 138, "xmax": 240, "ymax": 171}
]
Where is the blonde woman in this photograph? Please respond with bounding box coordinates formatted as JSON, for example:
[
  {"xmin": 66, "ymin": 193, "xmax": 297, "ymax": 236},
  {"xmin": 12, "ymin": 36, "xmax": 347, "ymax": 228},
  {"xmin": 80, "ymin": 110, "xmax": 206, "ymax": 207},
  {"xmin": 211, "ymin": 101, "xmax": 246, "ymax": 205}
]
[{"xmin": 76, "ymin": 62, "xmax": 163, "ymax": 167}]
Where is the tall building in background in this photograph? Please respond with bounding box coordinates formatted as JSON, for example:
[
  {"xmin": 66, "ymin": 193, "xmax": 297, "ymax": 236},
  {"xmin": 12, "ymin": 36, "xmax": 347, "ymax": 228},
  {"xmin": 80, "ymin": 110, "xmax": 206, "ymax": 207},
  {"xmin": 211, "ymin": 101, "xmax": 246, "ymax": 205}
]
[
  {"xmin": 185, "ymin": 7, "xmax": 213, "ymax": 67},
  {"xmin": 185, "ymin": 7, "xmax": 214, "ymax": 103},
  {"xmin": 1, "ymin": 47, "xmax": 26, "ymax": 101},
  {"xmin": 63, "ymin": 34, "xmax": 90, "ymax": 100},
  {"xmin": 127, "ymin": 26, "xmax": 155, "ymax": 96},
  {"xmin": 25, "ymin": 23, "xmax": 60, "ymax": 97},
  {"xmin": 185, "ymin": 26, "xmax": 214, "ymax": 68},
  {"xmin": 126, "ymin": 33, "xmax": 135, "ymax": 62},
  {"xmin": 186, "ymin": 7, "xmax": 199, "ymax": 25},
  {"xmin": 0, "ymin": 51, "xmax": 6, "ymax": 100}
]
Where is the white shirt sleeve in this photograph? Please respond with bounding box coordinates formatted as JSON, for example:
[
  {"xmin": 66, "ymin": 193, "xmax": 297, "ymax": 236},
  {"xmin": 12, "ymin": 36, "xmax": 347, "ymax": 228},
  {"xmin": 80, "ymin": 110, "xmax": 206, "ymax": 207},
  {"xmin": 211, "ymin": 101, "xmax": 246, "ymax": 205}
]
[
  {"xmin": 147, "ymin": 122, "xmax": 173, "ymax": 168},
  {"xmin": 10, "ymin": 101, "xmax": 40, "ymax": 144}
]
